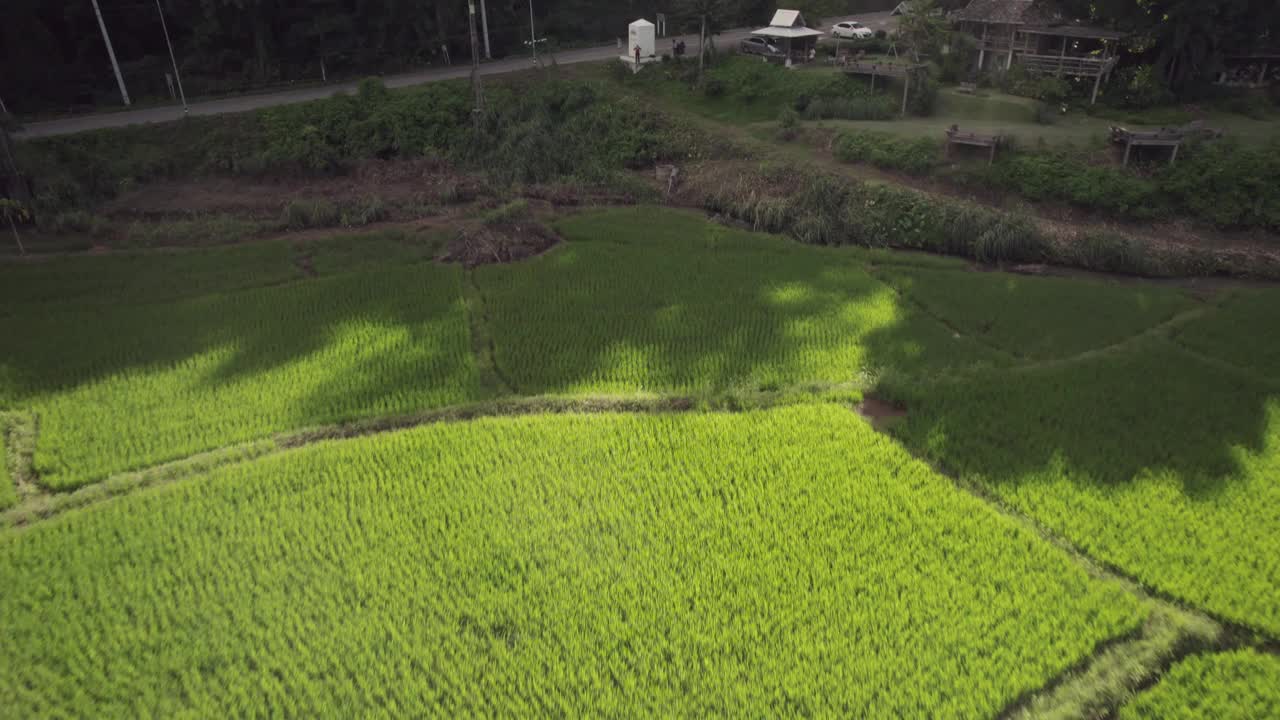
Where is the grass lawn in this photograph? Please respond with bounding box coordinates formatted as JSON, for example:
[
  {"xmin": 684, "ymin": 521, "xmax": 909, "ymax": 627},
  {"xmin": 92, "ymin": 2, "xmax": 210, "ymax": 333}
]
[{"xmin": 0, "ymin": 406, "xmax": 1143, "ymax": 717}]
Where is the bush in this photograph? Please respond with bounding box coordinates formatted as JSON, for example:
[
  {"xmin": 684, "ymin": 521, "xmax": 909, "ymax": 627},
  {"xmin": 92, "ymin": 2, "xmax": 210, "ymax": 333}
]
[
  {"xmin": 1156, "ymin": 139, "xmax": 1280, "ymax": 230},
  {"xmin": 482, "ymin": 199, "xmax": 530, "ymax": 226},
  {"xmin": 833, "ymin": 131, "xmax": 940, "ymax": 175},
  {"xmin": 802, "ymin": 96, "xmax": 895, "ymax": 121},
  {"xmin": 280, "ymin": 199, "xmax": 341, "ymax": 230},
  {"xmin": 36, "ymin": 210, "xmax": 109, "ymax": 236},
  {"xmin": 907, "ymin": 69, "xmax": 940, "ymax": 116},
  {"xmin": 340, "ymin": 196, "xmax": 389, "ymax": 227},
  {"xmin": 703, "ymin": 78, "xmax": 727, "ymax": 97},
  {"xmin": 776, "ymin": 108, "xmax": 801, "ymax": 141}
]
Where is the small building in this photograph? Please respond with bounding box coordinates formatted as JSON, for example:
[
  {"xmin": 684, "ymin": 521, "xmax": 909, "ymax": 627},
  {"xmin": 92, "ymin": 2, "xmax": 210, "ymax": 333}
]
[
  {"xmin": 950, "ymin": 0, "xmax": 1124, "ymax": 102},
  {"xmin": 752, "ymin": 9, "xmax": 824, "ymax": 66},
  {"xmin": 621, "ymin": 18, "xmax": 657, "ymax": 70}
]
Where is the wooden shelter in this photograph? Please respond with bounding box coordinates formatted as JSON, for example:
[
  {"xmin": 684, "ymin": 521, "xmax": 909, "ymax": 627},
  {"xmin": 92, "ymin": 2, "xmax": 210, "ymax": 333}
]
[
  {"xmin": 751, "ymin": 9, "xmax": 824, "ymax": 66},
  {"xmin": 945, "ymin": 126, "xmax": 1003, "ymax": 165},
  {"xmin": 950, "ymin": 0, "xmax": 1123, "ymax": 103}
]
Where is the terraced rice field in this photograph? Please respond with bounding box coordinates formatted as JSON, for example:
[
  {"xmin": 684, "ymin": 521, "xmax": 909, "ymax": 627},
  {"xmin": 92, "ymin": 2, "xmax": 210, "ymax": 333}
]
[{"xmin": 1, "ymin": 206, "xmax": 1276, "ymax": 717}]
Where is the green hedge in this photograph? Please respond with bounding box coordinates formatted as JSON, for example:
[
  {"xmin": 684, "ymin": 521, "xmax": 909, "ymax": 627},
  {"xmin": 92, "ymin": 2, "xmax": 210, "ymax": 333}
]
[{"xmin": 833, "ymin": 131, "xmax": 941, "ymax": 175}]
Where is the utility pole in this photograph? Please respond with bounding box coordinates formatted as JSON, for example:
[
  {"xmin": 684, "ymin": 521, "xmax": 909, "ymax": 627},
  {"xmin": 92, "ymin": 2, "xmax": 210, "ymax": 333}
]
[
  {"xmin": 155, "ymin": 0, "xmax": 188, "ymax": 114},
  {"xmin": 528, "ymin": 0, "xmax": 539, "ymax": 66},
  {"xmin": 91, "ymin": 0, "xmax": 131, "ymax": 106},
  {"xmin": 480, "ymin": 0, "xmax": 492, "ymax": 60},
  {"xmin": 468, "ymin": 0, "xmax": 485, "ymax": 132}
]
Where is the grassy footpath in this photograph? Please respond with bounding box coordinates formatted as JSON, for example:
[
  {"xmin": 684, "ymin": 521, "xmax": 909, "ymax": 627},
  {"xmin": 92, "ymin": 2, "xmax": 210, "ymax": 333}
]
[{"xmin": 0, "ymin": 406, "xmax": 1143, "ymax": 717}]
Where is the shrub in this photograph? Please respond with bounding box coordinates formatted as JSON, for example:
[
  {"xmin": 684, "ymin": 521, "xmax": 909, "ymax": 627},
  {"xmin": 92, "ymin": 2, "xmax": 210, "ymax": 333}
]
[
  {"xmin": 833, "ymin": 132, "xmax": 940, "ymax": 175},
  {"xmin": 802, "ymin": 96, "xmax": 895, "ymax": 121},
  {"xmin": 36, "ymin": 210, "xmax": 109, "ymax": 236},
  {"xmin": 1156, "ymin": 139, "xmax": 1280, "ymax": 231},
  {"xmin": 482, "ymin": 199, "xmax": 530, "ymax": 226},
  {"xmin": 280, "ymin": 199, "xmax": 341, "ymax": 230},
  {"xmin": 340, "ymin": 196, "xmax": 389, "ymax": 227},
  {"xmin": 703, "ymin": 78, "xmax": 727, "ymax": 97}
]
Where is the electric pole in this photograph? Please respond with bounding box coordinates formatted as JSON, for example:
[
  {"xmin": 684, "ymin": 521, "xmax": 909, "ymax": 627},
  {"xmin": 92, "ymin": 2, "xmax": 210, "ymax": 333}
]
[
  {"xmin": 528, "ymin": 0, "xmax": 540, "ymax": 67},
  {"xmin": 91, "ymin": 0, "xmax": 132, "ymax": 106},
  {"xmin": 480, "ymin": 0, "xmax": 492, "ymax": 60},
  {"xmin": 155, "ymin": 0, "xmax": 188, "ymax": 114},
  {"xmin": 468, "ymin": 0, "xmax": 485, "ymax": 132}
]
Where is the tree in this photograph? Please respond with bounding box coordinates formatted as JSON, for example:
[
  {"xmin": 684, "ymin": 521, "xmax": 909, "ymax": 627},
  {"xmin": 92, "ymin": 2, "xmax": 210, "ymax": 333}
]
[
  {"xmin": 895, "ymin": 0, "xmax": 947, "ymax": 63},
  {"xmin": 672, "ymin": 0, "xmax": 743, "ymax": 83}
]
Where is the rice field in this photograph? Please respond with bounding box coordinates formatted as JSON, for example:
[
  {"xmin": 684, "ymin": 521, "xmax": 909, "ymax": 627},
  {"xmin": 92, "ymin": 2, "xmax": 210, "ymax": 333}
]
[
  {"xmin": 1117, "ymin": 650, "xmax": 1280, "ymax": 719},
  {"xmin": 891, "ymin": 337, "xmax": 1280, "ymax": 635},
  {"xmin": 1175, "ymin": 288, "xmax": 1280, "ymax": 380},
  {"xmin": 874, "ymin": 266, "xmax": 1196, "ymax": 360},
  {"xmin": 1, "ymin": 204, "xmax": 1276, "ymax": 716},
  {"xmin": 0, "ymin": 407, "xmax": 1144, "ymax": 717},
  {"xmin": 2, "ymin": 265, "xmax": 478, "ymax": 489},
  {"xmin": 477, "ymin": 209, "xmax": 1008, "ymax": 394},
  {"xmin": 0, "ymin": 420, "xmax": 14, "ymax": 510}
]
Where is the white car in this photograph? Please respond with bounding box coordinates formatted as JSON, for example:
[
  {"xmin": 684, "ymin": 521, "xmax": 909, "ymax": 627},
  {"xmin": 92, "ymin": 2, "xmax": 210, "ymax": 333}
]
[{"xmin": 831, "ymin": 21, "xmax": 874, "ymax": 39}]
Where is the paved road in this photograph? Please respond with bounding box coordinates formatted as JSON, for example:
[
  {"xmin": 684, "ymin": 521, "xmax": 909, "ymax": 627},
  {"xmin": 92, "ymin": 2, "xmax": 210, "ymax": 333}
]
[{"xmin": 15, "ymin": 12, "xmax": 893, "ymax": 140}]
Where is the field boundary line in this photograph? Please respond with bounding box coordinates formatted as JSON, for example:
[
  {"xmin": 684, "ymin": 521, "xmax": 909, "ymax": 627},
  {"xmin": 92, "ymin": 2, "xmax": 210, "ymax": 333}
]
[
  {"xmin": 463, "ymin": 268, "xmax": 517, "ymax": 396},
  {"xmin": 1, "ymin": 412, "xmax": 41, "ymax": 502},
  {"xmin": 885, "ymin": 443, "xmax": 1276, "ymax": 719},
  {"xmin": 0, "ymin": 439, "xmax": 277, "ymax": 531},
  {"xmin": 3, "ymin": 387, "xmax": 863, "ymax": 529},
  {"xmin": 865, "ymin": 266, "xmax": 1025, "ymax": 362}
]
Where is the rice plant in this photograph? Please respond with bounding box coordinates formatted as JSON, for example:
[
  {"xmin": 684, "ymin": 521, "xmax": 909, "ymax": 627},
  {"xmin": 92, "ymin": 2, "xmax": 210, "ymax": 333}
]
[
  {"xmin": 0, "ymin": 407, "xmax": 1143, "ymax": 718},
  {"xmin": 1117, "ymin": 650, "xmax": 1280, "ymax": 719}
]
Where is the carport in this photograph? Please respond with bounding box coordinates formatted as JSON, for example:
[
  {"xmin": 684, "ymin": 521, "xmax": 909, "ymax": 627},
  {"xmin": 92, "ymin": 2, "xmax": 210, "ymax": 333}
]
[{"xmin": 752, "ymin": 10, "xmax": 824, "ymax": 66}]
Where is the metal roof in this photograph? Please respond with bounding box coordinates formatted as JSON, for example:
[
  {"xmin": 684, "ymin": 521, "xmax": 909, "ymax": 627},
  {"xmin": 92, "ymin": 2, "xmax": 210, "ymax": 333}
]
[
  {"xmin": 753, "ymin": 26, "xmax": 824, "ymax": 38},
  {"xmin": 769, "ymin": 9, "xmax": 805, "ymax": 27}
]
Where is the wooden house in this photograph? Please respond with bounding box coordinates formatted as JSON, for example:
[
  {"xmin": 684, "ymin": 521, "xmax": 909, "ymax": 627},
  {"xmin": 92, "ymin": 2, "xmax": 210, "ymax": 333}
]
[{"xmin": 950, "ymin": 0, "xmax": 1124, "ymax": 102}]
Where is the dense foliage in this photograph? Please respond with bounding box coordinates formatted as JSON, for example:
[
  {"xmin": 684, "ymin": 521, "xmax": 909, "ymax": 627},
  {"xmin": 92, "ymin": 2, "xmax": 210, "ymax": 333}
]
[
  {"xmin": 833, "ymin": 131, "xmax": 941, "ymax": 175},
  {"xmin": 16, "ymin": 78, "xmax": 717, "ymax": 216},
  {"xmin": 0, "ymin": 406, "xmax": 1143, "ymax": 717},
  {"xmin": 1117, "ymin": 650, "xmax": 1280, "ymax": 719},
  {"xmin": 942, "ymin": 139, "xmax": 1280, "ymax": 231}
]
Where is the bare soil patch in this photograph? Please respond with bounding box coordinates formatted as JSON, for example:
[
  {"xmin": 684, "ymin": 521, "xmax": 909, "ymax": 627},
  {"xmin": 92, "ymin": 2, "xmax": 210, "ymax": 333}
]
[
  {"xmin": 105, "ymin": 159, "xmax": 488, "ymax": 219},
  {"xmin": 439, "ymin": 221, "xmax": 560, "ymax": 268},
  {"xmin": 856, "ymin": 396, "xmax": 908, "ymax": 430}
]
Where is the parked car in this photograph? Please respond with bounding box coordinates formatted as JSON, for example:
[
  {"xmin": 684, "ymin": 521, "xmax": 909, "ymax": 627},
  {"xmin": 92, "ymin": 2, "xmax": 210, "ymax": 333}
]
[
  {"xmin": 739, "ymin": 37, "xmax": 782, "ymax": 56},
  {"xmin": 831, "ymin": 21, "xmax": 874, "ymax": 39}
]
